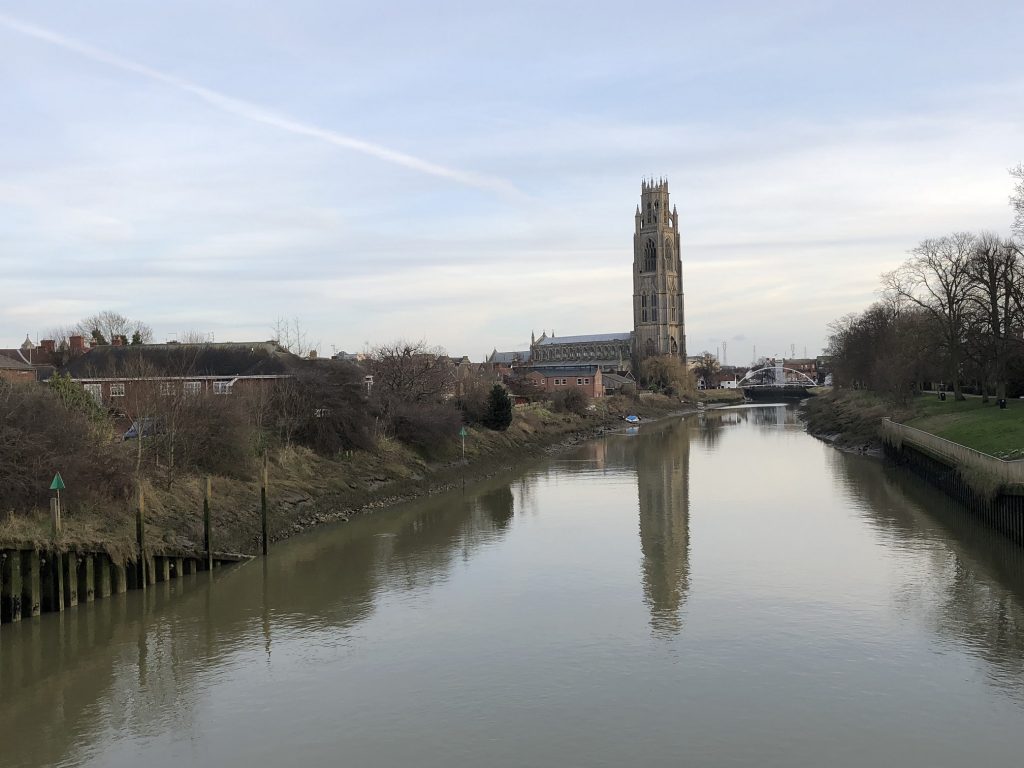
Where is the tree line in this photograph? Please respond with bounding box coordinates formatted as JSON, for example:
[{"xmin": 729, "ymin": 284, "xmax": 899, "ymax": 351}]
[{"xmin": 827, "ymin": 167, "xmax": 1024, "ymax": 400}]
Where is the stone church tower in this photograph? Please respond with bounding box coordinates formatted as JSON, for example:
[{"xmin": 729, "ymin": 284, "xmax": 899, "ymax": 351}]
[{"xmin": 633, "ymin": 178, "xmax": 686, "ymax": 362}]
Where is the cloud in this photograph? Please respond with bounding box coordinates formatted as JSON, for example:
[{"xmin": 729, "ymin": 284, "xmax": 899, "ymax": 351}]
[{"xmin": 0, "ymin": 12, "xmax": 522, "ymax": 198}]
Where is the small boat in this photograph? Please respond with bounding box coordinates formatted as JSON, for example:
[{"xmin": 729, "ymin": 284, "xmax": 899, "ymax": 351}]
[{"xmin": 624, "ymin": 415, "xmax": 641, "ymax": 424}]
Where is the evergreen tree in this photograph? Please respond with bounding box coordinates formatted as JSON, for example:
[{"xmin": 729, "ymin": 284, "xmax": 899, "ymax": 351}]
[{"xmin": 481, "ymin": 384, "xmax": 513, "ymax": 431}]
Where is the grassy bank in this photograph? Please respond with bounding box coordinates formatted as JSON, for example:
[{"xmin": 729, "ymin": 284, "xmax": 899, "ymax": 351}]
[
  {"xmin": 904, "ymin": 397, "xmax": 1024, "ymax": 459},
  {"xmin": 0, "ymin": 394, "xmax": 687, "ymax": 559},
  {"xmin": 805, "ymin": 389, "xmax": 1024, "ymax": 457}
]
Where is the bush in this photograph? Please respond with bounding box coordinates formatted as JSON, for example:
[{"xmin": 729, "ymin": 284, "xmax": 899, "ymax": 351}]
[
  {"xmin": 481, "ymin": 385, "xmax": 513, "ymax": 430},
  {"xmin": 0, "ymin": 379, "xmax": 132, "ymax": 513},
  {"xmin": 265, "ymin": 361, "xmax": 375, "ymax": 455},
  {"xmin": 552, "ymin": 388, "xmax": 589, "ymax": 416},
  {"xmin": 389, "ymin": 401, "xmax": 462, "ymax": 457}
]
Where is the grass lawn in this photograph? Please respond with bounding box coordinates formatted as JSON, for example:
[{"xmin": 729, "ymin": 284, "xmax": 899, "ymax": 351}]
[{"xmin": 904, "ymin": 396, "xmax": 1024, "ymax": 459}]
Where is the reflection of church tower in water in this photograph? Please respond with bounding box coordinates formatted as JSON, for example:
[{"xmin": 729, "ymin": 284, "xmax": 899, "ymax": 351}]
[{"xmin": 635, "ymin": 421, "xmax": 691, "ymax": 637}]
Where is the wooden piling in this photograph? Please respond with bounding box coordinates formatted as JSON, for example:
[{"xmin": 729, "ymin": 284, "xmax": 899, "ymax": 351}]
[
  {"xmin": 136, "ymin": 484, "xmax": 147, "ymax": 591},
  {"xmin": 41, "ymin": 551, "xmax": 64, "ymax": 613},
  {"xmin": 95, "ymin": 554, "xmax": 112, "ymax": 598},
  {"xmin": 22, "ymin": 550, "xmax": 41, "ymax": 617},
  {"xmin": 50, "ymin": 497, "xmax": 62, "ymax": 538},
  {"xmin": 111, "ymin": 560, "xmax": 127, "ymax": 594},
  {"xmin": 62, "ymin": 552, "xmax": 78, "ymax": 608},
  {"xmin": 1, "ymin": 550, "xmax": 23, "ymax": 623},
  {"xmin": 79, "ymin": 553, "xmax": 95, "ymax": 603},
  {"xmin": 173, "ymin": 557, "xmax": 184, "ymax": 580},
  {"xmin": 261, "ymin": 456, "xmax": 269, "ymax": 557},
  {"xmin": 156, "ymin": 556, "xmax": 170, "ymax": 583},
  {"xmin": 146, "ymin": 554, "xmax": 157, "ymax": 587},
  {"xmin": 204, "ymin": 476, "xmax": 213, "ymax": 571},
  {"xmin": 183, "ymin": 558, "xmax": 196, "ymax": 576}
]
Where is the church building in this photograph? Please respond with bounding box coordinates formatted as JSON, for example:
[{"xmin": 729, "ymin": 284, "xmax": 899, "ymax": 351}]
[{"xmin": 487, "ymin": 178, "xmax": 686, "ymax": 374}]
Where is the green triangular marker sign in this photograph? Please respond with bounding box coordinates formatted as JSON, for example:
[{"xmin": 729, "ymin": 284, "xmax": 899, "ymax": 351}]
[
  {"xmin": 50, "ymin": 472, "xmax": 65, "ymax": 491},
  {"xmin": 459, "ymin": 427, "xmax": 468, "ymax": 437}
]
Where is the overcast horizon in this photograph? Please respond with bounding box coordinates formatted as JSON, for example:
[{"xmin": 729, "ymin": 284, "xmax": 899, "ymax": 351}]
[{"xmin": 2, "ymin": 2, "xmax": 1023, "ymax": 363}]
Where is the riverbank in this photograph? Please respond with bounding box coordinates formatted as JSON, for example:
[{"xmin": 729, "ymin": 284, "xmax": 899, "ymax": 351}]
[
  {"xmin": 804, "ymin": 389, "xmax": 1024, "ymax": 457},
  {"xmin": 1, "ymin": 393, "xmax": 719, "ymax": 560}
]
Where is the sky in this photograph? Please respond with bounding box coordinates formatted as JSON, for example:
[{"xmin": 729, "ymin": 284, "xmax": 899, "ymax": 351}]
[{"xmin": 1, "ymin": 1, "xmax": 1022, "ymax": 363}]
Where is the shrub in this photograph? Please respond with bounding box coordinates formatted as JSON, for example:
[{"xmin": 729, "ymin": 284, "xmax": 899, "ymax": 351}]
[
  {"xmin": 389, "ymin": 401, "xmax": 462, "ymax": 457},
  {"xmin": 552, "ymin": 388, "xmax": 589, "ymax": 416},
  {"xmin": 481, "ymin": 385, "xmax": 513, "ymax": 430},
  {"xmin": 265, "ymin": 361, "xmax": 375, "ymax": 455},
  {"xmin": 0, "ymin": 379, "xmax": 132, "ymax": 513}
]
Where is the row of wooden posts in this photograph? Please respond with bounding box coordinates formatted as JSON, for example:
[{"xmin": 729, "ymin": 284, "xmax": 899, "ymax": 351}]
[{"xmin": 1, "ymin": 460, "xmax": 269, "ymax": 626}]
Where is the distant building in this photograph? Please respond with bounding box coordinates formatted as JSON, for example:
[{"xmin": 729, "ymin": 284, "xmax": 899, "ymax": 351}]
[
  {"xmin": 494, "ymin": 178, "xmax": 687, "ymax": 374},
  {"xmin": 523, "ymin": 366, "xmax": 604, "ymax": 399},
  {"xmin": 61, "ymin": 341, "xmax": 305, "ymax": 406},
  {"xmin": 0, "ymin": 354, "xmax": 35, "ymax": 383},
  {"xmin": 528, "ymin": 331, "xmax": 631, "ymax": 373},
  {"xmin": 632, "ymin": 178, "xmax": 686, "ymax": 363}
]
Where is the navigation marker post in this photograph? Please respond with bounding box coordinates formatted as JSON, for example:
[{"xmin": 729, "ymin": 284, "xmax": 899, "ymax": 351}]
[
  {"xmin": 459, "ymin": 426, "xmax": 468, "ymax": 491},
  {"xmin": 49, "ymin": 472, "xmax": 65, "ymax": 538}
]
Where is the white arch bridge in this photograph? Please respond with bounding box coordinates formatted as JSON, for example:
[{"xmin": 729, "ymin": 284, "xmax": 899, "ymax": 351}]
[{"xmin": 738, "ymin": 364, "xmax": 817, "ymax": 400}]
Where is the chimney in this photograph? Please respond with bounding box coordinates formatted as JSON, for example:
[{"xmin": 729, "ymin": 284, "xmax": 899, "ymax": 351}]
[
  {"xmin": 112, "ymin": 334, "xmax": 128, "ymax": 347},
  {"xmin": 308, "ymin": 350, "xmax": 317, "ymax": 360},
  {"xmin": 69, "ymin": 335, "xmax": 85, "ymax": 355},
  {"xmin": 40, "ymin": 339, "xmax": 56, "ymax": 353}
]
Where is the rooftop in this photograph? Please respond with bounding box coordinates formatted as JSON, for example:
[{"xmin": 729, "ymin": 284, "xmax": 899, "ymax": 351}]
[{"xmin": 536, "ymin": 332, "xmax": 631, "ymax": 346}]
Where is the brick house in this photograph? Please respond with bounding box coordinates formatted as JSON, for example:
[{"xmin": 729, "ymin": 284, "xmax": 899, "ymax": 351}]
[
  {"xmin": 61, "ymin": 341, "xmax": 306, "ymax": 406},
  {"xmin": 525, "ymin": 366, "xmax": 604, "ymax": 398},
  {"xmin": 0, "ymin": 355, "xmax": 35, "ymax": 383}
]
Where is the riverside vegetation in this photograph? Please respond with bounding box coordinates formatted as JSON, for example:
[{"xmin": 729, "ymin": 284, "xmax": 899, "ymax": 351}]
[{"xmin": 0, "ymin": 344, "xmax": 719, "ymax": 560}]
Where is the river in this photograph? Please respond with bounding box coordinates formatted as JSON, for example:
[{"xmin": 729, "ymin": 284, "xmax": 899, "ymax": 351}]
[{"xmin": 3, "ymin": 404, "xmax": 1024, "ymax": 767}]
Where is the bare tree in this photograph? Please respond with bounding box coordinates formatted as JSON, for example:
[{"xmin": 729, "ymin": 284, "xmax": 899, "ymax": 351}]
[
  {"xmin": 367, "ymin": 340, "xmax": 453, "ymax": 420},
  {"xmin": 1011, "ymin": 163, "xmax": 1024, "ymax": 239},
  {"xmin": 74, "ymin": 310, "xmax": 153, "ymax": 344},
  {"xmin": 178, "ymin": 329, "xmax": 212, "ymax": 344},
  {"xmin": 271, "ymin": 316, "xmax": 319, "ymax": 357},
  {"xmin": 883, "ymin": 232, "xmax": 976, "ymax": 400},
  {"xmin": 692, "ymin": 351, "xmax": 721, "ymax": 389},
  {"xmin": 965, "ymin": 232, "xmax": 1023, "ymax": 400}
]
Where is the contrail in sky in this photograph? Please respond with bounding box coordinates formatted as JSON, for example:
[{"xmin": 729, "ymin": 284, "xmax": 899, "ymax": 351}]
[{"xmin": 0, "ymin": 12, "xmax": 521, "ymax": 197}]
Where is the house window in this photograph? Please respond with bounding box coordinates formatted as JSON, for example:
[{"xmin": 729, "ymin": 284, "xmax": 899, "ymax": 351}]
[
  {"xmin": 213, "ymin": 381, "xmax": 233, "ymax": 395},
  {"xmin": 184, "ymin": 381, "xmax": 202, "ymax": 396},
  {"xmin": 84, "ymin": 383, "xmax": 102, "ymax": 404},
  {"xmin": 160, "ymin": 382, "xmax": 174, "ymax": 396},
  {"xmin": 577, "ymin": 378, "xmax": 583, "ymax": 385},
  {"xmin": 110, "ymin": 383, "xmax": 125, "ymax": 397},
  {"xmin": 584, "ymin": 378, "xmax": 590, "ymax": 384}
]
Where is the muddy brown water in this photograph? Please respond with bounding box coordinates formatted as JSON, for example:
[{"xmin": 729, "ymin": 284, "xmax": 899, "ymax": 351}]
[{"xmin": 3, "ymin": 404, "xmax": 1024, "ymax": 767}]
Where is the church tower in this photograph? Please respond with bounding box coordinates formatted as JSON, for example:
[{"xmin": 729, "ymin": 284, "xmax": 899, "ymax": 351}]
[{"xmin": 633, "ymin": 178, "xmax": 686, "ymax": 363}]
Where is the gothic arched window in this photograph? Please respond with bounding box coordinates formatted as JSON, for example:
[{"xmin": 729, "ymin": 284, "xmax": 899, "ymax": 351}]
[
  {"xmin": 643, "ymin": 239, "xmax": 656, "ymax": 272},
  {"xmin": 645, "ymin": 338, "xmax": 656, "ymax": 356},
  {"xmin": 670, "ymin": 337, "xmax": 678, "ymax": 355}
]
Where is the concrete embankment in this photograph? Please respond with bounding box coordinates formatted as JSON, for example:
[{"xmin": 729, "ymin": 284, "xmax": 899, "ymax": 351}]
[
  {"xmin": 880, "ymin": 419, "xmax": 1024, "ymax": 546},
  {"xmin": 804, "ymin": 391, "xmax": 1024, "ymax": 545}
]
